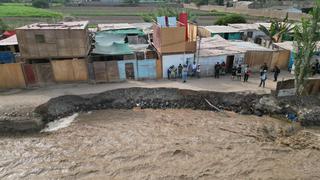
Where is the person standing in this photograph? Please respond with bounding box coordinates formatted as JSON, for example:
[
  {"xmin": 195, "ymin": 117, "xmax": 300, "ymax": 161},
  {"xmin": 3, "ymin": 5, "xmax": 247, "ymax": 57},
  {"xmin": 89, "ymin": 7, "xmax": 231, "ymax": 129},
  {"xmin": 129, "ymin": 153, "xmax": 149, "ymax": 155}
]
[
  {"xmin": 182, "ymin": 64, "xmax": 188, "ymax": 83},
  {"xmin": 259, "ymin": 70, "xmax": 267, "ymax": 88},
  {"xmin": 196, "ymin": 65, "xmax": 201, "ymax": 78},
  {"xmin": 192, "ymin": 62, "xmax": 197, "ymax": 77},
  {"xmin": 167, "ymin": 66, "xmax": 172, "ymax": 80},
  {"xmin": 261, "ymin": 62, "xmax": 268, "ymax": 71},
  {"xmin": 231, "ymin": 66, "xmax": 237, "ymax": 80},
  {"xmin": 236, "ymin": 64, "xmax": 242, "ymax": 80},
  {"xmin": 178, "ymin": 64, "xmax": 183, "ymax": 78},
  {"xmin": 214, "ymin": 62, "xmax": 221, "ymax": 78},
  {"xmin": 243, "ymin": 65, "xmax": 250, "ymax": 82},
  {"xmin": 273, "ymin": 65, "xmax": 280, "ymax": 82}
]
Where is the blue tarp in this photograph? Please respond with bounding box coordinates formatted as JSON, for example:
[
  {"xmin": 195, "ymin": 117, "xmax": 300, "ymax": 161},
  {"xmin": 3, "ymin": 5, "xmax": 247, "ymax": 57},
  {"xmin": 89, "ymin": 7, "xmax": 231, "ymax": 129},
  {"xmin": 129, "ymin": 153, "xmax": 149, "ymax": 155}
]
[{"xmin": 0, "ymin": 51, "xmax": 14, "ymax": 64}]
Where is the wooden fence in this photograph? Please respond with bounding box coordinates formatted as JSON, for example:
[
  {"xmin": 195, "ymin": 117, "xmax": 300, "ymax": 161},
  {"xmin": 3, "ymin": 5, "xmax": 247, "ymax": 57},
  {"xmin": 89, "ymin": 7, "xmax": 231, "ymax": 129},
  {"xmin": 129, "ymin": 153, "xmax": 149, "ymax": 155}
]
[
  {"xmin": 51, "ymin": 59, "xmax": 88, "ymax": 82},
  {"xmin": 0, "ymin": 63, "xmax": 26, "ymax": 89}
]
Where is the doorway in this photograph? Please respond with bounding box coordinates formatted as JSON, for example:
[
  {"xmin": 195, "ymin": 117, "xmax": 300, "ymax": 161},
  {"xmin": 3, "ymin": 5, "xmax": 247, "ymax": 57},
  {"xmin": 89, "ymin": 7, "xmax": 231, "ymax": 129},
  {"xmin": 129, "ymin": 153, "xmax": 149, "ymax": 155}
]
[
  {"xmin": 226, "ymin": 55, "xmax": 234, "ymax": 73},
  {"xmin": 125, "ymin": 63, "xmax": 135, "ymax": 79}
]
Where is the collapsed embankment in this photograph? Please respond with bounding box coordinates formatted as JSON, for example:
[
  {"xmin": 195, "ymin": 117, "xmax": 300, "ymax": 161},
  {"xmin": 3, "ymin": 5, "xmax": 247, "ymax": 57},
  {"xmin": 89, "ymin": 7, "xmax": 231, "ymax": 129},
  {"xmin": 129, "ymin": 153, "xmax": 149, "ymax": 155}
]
[{"xmin": 0, "ymin": 87, "xmax": 319, "ymax": 133}]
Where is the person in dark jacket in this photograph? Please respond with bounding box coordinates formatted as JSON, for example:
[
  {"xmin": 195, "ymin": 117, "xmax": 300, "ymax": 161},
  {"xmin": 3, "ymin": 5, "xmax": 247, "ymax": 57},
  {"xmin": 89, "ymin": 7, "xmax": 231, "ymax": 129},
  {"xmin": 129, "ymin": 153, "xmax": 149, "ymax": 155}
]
[
  {"xmin": 167, "ymin": 66, "xmax": 172, "ymax": 80},
  {"xmin": 273, "ymin": 65, "xmax": 280, "ymax": 82},
  {"xmin": 214, "ymin": 62, "xmax": 221, "ymax": 78},
  {"xmin": 178, "ymin": 64, "xmax": 183, "ymax": 78}
]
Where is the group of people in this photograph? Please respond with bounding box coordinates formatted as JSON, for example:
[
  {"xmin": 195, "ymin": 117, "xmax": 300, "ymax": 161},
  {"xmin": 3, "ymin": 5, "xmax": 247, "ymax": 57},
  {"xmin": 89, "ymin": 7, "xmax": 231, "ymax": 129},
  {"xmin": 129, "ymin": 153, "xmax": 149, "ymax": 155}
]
[
  {"xmin": 167, "ymin": 62, "xmax": 200, "ymax": 83},
  {"xmin": 167, "ymin": 61, "xmax": 282, "ymax": 88},
  {"xmin": 213, "ymin": 62, "xmax": 226, "ymax": 78}
]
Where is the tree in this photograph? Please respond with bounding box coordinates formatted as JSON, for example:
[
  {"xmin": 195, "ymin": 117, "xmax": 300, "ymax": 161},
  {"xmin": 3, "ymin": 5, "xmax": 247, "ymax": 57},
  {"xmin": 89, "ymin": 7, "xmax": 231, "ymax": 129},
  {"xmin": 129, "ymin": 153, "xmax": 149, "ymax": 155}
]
[
  {"xmin": 125, "ymin": 0, "xmax": 139, "ymax": 5},
  {"xmin": 32, "ymin": 0, "xmax": 49, "ymax": 8},
  {"xmin": 0, "ymin": 18, "xmax": 9, "ymax": 33},
  {"xmin": 192, "ymin": 0, "xmax": 208, "ymax": 7},
  {"xmin": 258, "ymin": 13, "xmax": 294, "ymax": 47},
  {"xmin": 214, "ymin": 14, "xmax": 246, "ymax": 25},
  {"xmin": 293, "ymin": 0, "xmax": 320, "ymax": 96},
  {"xmin": 141, "ymin": 5, "xmax": 198, "ymax": 23}
]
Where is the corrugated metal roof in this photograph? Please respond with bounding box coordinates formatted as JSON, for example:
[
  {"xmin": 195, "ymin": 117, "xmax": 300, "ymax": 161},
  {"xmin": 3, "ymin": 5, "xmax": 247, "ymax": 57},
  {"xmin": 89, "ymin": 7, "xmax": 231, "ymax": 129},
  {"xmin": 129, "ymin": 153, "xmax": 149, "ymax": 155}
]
[
  {"xmin": 16, "ymin": 21, "xmax": 89, "ymax": 30},
  {"xmin": 229, "ymin": 41, "xmax": 273, "ymax": 51},
  {"xmin": 273, "ymin": 41, "xmax": 320, "ymax": 52},
  {"xmin": 202, "ymin": 25, "xmax": 240, "ymax": 33},
  {"xmin": 228, "ymin": 23, "xmax": 261, "ymax": 31},
  {"xmin": 199, "ymin": 35, "xmax": 273, "ymax": 57},
  {"xmin": 98, "ymin": 23, "xmax": 153, "ymax": 34},
  {"xmin": 199, "ymin": 35, "xmax": 245, "ymax": 57},
  {"xmin": 0, "ymin": 35, "xmax": 18, "ymax": 46}
]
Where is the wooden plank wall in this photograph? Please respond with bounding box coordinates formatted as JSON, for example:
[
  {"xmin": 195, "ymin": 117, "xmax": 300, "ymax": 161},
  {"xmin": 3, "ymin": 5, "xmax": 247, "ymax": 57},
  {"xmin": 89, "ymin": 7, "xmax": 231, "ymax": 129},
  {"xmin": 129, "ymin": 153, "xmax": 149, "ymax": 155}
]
[
  {"xmin": 271, "ymin": 50, "xmax": 290, "ymax": 69},
  {"xmin": 245, "ymin": 51, "xmax": 274, "ymax": 71},
  {"xmin": 0, "ymin": 63, "xmax": 26, "ymax": 89},
  {"xmin": 93, "ymin": 61, "xmax": 120, "ymax": 82},
  {"xmin": 16, "ymin": 29, "xmax": 89, "ymax": 59},
  {"xmin": 51, "ymin": 59, "xmax": 88, "ymax": 82},
  {"xmin": 34, "ymin": 63, "xmax": 55, "ymax": 85}
]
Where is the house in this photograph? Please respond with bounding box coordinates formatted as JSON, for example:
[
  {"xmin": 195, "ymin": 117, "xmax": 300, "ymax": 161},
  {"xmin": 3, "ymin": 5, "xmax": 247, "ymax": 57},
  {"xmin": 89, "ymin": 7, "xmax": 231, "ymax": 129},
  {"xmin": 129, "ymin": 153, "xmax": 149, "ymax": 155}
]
[
  {"xmin": 152, "ymin": 14, "xmax": 197, "ymax": 78},
  {"xmin": 197, "ymin": 36, "xmax": 246, "ymax": 76},
  {"xmin": 273, "ymin": 41, "xmax": 320, "ymax": 71},
  {"xmin": 198, "ymin": 25, "xmax": 241, "ymax": 40},
  {"xmin": 16, "ymin": 21, "xmax": 90, "ymax": 61},
  {"xmin": 228, "ymin": 23, "xmax": 267, "ymax": 43},
  {"xmin": 15, "ymin": 21, "xmax": 91, "ymax": 86},
  {"xmin": 90, "ymin": 23, "xmax": 158, "ymax": 82}
]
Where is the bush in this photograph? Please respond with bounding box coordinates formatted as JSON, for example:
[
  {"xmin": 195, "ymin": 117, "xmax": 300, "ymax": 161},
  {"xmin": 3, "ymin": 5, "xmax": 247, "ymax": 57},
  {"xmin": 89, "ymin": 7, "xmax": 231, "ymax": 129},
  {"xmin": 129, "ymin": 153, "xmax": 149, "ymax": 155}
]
[
  {"xmin": 214, "ymin": 14, "xmax": 246, "ymax": 25},
  {"xmin": 192, "ymin": 0, "xmax": 208, "ymax": 7},
  {"xmin": 32, "ymin": 0, "xmax": 49, "ymax": 8}
]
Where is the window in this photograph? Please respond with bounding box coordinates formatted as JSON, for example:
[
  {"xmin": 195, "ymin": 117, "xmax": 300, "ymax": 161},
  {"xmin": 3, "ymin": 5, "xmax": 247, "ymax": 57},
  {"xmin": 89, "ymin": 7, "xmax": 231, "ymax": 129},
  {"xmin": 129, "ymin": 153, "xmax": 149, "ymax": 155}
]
[
  {"xmin": 35, "ymin": 34, "xmax": 45, "ymax": 43},
  {"xmin": 247, "ymin": 31, "xmax": 253, "ymax": 38}
]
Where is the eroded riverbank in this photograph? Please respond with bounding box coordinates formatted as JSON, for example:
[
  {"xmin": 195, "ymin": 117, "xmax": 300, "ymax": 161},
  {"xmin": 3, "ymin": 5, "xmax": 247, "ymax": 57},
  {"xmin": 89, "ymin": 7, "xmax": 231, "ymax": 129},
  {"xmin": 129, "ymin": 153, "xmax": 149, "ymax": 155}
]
[{"xmin": 1, "ymin": 109, "xmax": 320, "ymax": 179}]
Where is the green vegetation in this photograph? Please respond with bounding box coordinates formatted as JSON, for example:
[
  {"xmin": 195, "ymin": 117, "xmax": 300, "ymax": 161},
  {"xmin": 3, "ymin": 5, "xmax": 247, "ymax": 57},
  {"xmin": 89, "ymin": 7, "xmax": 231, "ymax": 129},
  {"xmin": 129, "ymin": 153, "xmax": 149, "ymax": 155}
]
[
  {"xmin": 32, "ymin": 0, "xmax": 49, "ymax": 8},
  {"xmin": 141, "ymin": 6, "xmax": 198, "ymax": 22},
  {"xmin": 294, "ymin": 0, "xmax": 320, "ymax": 96},
  {"xmin": 124, "ymin": 0, "xmax": 140, "ymax": 5},
  {"xmin": 258, "ymin": 13, "xmax": 293, "ymax": 47},
  {"xmin": 0, "ymin": 3, "xmax": 63, "ymax": 18},
  {"xmin": 0, "ymin": 18, "xmax": 10, "ymax": 31},
  {"xmin": 214, "ymin": 14, "xmax": 246, "ymax": 25}
]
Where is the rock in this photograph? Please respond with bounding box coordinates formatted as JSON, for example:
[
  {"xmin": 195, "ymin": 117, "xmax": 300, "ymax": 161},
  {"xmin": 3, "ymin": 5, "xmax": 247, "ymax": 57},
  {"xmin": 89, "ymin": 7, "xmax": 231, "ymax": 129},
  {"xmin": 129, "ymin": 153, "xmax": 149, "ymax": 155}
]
[
  {"xmin": 255, "ymin": 96, "xmax": 283, "ymax": 114},
  {"xmin": 299, "ymin": 107, "xmax": 320, "ymax": 126},
  {"xmin": 254, "ymin": 110, "xmax": 263, "ymax": 117}
]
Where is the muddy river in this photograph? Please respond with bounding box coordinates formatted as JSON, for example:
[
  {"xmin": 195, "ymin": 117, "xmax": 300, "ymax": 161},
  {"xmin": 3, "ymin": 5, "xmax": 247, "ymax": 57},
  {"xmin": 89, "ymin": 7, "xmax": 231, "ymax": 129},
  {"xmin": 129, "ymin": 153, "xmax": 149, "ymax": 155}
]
[{"xmin": 1, "ymin": 109, "xmax": 320, "ymax": 179}]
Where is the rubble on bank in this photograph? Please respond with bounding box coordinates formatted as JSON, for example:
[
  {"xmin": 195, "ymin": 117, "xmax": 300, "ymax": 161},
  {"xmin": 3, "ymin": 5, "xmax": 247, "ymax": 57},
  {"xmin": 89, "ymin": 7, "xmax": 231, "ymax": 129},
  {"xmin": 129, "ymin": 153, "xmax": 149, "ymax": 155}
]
[{"xmin": 0, "ymin": 87, "xmax": 319, "ymax": 133}]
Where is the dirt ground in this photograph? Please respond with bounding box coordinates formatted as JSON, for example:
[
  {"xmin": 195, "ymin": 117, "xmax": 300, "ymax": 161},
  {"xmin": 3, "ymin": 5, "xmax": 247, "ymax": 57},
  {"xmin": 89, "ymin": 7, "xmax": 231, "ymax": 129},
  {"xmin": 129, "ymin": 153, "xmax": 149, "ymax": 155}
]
[{"xmin": 1, "ymin": 109, "xmax": 319, "ymax": 179}]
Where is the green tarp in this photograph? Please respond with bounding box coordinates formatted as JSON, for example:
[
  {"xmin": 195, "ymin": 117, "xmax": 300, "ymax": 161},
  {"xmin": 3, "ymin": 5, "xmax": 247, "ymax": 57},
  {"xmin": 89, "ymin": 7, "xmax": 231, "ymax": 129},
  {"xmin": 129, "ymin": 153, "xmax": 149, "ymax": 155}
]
[
  {"xmin": 93, "ymin": 28, "xmax": 144, "ymax": 55},
  {"xmin": 94, "ymin": 42, "xmax": 133, "ymax": 55}
]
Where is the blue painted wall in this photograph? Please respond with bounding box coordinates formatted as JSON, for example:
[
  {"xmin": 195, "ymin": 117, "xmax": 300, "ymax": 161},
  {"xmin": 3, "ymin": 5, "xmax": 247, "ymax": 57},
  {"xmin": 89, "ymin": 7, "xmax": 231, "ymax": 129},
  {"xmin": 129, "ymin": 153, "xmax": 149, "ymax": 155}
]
[
  {"xmin": 117, "ymin": 60, "xmax": 138, "ymax": 80},
  {"xmin": 137, "ymin": 59, "xmax": 156, "ymax": 79},
  {"xmin": 0, "ymin": 52, "xmax": 14, "ymax": 64},
  {"xmin": 288, "ymin": 51, "xmax": 295, "ymax": 71}
]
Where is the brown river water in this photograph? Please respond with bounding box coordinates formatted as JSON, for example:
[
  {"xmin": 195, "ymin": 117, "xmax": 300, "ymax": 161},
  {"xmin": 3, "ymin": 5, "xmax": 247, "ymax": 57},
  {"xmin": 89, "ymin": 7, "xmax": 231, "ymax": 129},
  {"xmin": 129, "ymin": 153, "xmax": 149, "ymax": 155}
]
[{"xmin": 1, "ymin": 109, "xmax": 320, "ymax": 180}]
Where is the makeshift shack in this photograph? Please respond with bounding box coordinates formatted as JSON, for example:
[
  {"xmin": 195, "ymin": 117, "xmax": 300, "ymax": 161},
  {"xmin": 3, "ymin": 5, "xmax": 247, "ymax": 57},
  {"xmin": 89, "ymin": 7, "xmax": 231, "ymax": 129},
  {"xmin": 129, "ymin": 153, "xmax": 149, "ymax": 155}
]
[
  {"xmin": 198, "ymin": 25, "xmax": 241, "ymax": 40},
  {"xmin": 91, "ymin": 23, "xmax": 157, "ymax": 82},
  {"xmin": 197, "ymin": 36, "xmax": 246, "ymax": 76},
  {"xmin": 152, "ymin": 14, "xmax": 197, "ymax": 78},
  {"xmin": 16, "ymin": 21, "xmax": 90, "ymax": 60}
]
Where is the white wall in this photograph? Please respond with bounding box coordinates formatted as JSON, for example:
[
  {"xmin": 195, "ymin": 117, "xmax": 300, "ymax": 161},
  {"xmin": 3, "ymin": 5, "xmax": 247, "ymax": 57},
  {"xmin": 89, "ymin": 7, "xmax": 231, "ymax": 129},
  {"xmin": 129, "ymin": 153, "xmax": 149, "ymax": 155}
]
[
  {"xmin": 198, "ymin": 55, "xmax": 226, "ymax": 77},
  {"xmin": 162, "ymin": 53, "xmax": 194, "ymax": 78}
]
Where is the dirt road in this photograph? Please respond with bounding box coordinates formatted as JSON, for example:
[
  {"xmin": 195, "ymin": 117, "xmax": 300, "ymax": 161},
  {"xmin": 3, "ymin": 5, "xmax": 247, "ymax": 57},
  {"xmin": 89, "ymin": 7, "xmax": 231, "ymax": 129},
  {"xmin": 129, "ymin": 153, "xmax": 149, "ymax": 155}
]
[{"xmin": 1, "ymin": 109, "xmax": 319, "ymax": 179}]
